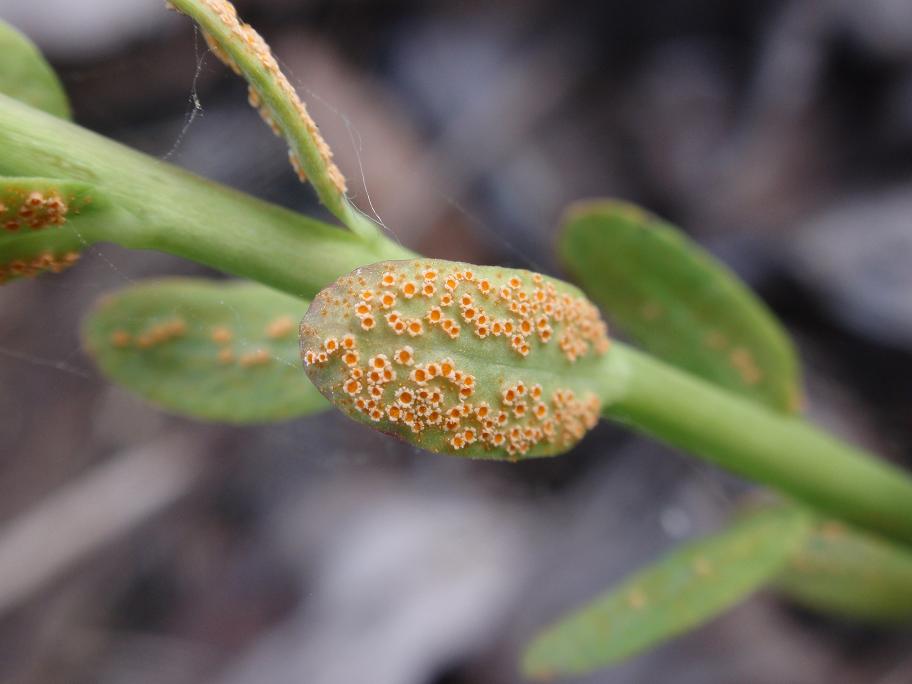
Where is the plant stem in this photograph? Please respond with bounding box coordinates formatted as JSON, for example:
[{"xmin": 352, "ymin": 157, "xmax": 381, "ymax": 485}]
[
  {"xmin": 600, "ymin": 343, "xmax": 912, "ymax": 546},
  {"xmin": 4, "ymin": 93, "xmax": 912, "ymax": 548},
  {"xmin": 0, "ymin": 93, "xmax": 414, "ymax": 297}
]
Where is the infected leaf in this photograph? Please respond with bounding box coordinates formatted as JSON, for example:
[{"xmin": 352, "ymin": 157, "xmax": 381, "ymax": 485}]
[
  {"xmin": 0, "ymin": 177, "xmax": 110, "ymax": 284},
  {"xmin": 300, "ymin": 259, "xmax": 612, "ymax": 460},
  {"xmin": 83, "ymin": 278, "xmax": 326, "ymax": 423},
  {"xmin": 521, "ymin": 506, "xmax": 811, "ymax": 679},
  {"xmin": 560, "ymin": 200, "xmax": 801, "ymax": 413},
  {"xmin": 776, "ymin": 518, "xmax": 912, "ymax": 622}
]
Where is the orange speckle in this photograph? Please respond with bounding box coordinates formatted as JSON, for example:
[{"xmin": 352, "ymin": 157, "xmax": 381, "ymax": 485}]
[
  {"xmin": 267, "ymin": 316, "xmax": 295, "ymax": 339},
  {"xmin": 211, "ymin": 326, "xmax": 233, "ymax": 344},
  {"xmin": 110, "ymin": 330, "xmax": 132, "ymax": 348},
  {"xmin": 239, "ymin": 349, "xmax": 271, "ymax": 367}
]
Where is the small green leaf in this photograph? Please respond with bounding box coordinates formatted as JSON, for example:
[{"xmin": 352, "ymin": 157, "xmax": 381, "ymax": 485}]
[
  {"xmin": 560, "ymin": 200, "xmax": 801, "ymax": 413},
  {"xmin": 776, "ymin": 519, "xmax": 912, "ymax": 622},
  {"xmin": 300, "ymin": 259, "xmax": 613, "ymax": 460},
  {"xmin": 0, "ymin": 177, "xmax": 111, "ymax": 284},
  {"xmin": 83, "ymin": 278, "xmax": 327, "ymax": 423},
  {"xmin": 0, "ymin": 20, "xmax": 70, "ymax": 119},
  {"xmin": 521, "ymin": 507, "xmax": 811, "ymax": 679}
]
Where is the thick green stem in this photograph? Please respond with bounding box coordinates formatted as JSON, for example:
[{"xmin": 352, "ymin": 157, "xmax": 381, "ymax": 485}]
[
  {"xmin": 0, "ymin": 93, "xmax": 414, "ymax": 296},
  {"xmin": 600, "ymin": 343, "xmax": 912, "ymax": 546}
]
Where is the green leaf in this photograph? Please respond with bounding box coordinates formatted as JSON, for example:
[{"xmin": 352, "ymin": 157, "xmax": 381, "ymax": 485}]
[
  {"xmin": 775, "ymin": 519, "xmax": 912, "ymax": 622},
  {"xmin": 167, "ymin": 0, "xmax": 379, "ymax": 239},
  {"xmin": 521, "ymin": 506, "xmax": 812, "ymax": 679},
  {"xmin": 560, "ymin": 200, "xmax": 801, "ymax": 413},
  {"xmin": 300, "ymin": 259, "xmax": 615, "ymax": 460},
  {"xmin": 82, "ymin": 278, "xmax": 327, "ymax": 423},
  {"xmin": 0, "ymin": 177, "xmax": 113, "ymax": 284},
  {"xmin": 0, "ymin": 19, "xmax": 70, "ymax": 119}
]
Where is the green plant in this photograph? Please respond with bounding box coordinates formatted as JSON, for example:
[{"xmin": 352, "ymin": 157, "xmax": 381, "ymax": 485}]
[{"xmin": 3, "ymin": 1, "xmax": 912, "ymax": 678}]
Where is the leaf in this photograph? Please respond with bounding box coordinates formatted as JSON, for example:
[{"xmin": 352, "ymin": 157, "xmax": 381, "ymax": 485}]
[
  {"xmin": 300, "ymin": 259, "xmax": 613, "ymax": 460},
  {"xmin": 0, "ymin": 19, "xmax": 70, "ymax": 119},
  {"xmin": 167, "ymin": 0, "xmax": 379, "ymax": 239},
  {"xmin": 775, "ymin": 518, "xmax": 912, "ymax": 622},
  {"xmin": 521, "ymin": 506, "xmax": 812, "ymax": 679},
  {"xmin": 560, "ymin": 200, "xmax": 801, "ymax": 413},
  {"xmin": 82, "ymin": 278, "xmax": 327, "ymax": 423},
  {"xmin": 0, "ymin": 177, "xmax": 111, "ymax": 284}
]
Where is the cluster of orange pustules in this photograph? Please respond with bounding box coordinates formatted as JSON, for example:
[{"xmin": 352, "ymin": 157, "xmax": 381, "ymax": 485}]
[{"xmin": 303, "ymin": 262, "xmax": 608, "ymax": 457}]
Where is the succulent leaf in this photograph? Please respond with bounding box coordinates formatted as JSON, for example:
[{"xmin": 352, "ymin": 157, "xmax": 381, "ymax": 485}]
[
  {"xmin": 0, "ymin": 177, "xmax": 110, "ymax": 284},
  {"xmin": 521, "ymin": 506, "xmax": 812, "ymax": 679},
  {"xmin": 560, "ymin": 200, "xmax": 802, "ymax": 413},
  {"xmin": 300, "ymin": 259, "xmax": 611, "ymax": 460},
  {"xmin": 0, "ymin": 20, "xmax": 71, "ymax": 119},
  {"xmin": 776, "ymin": 518, "xmax": 912, "ymax": 622},
  {"xmin": 83, "ymin": 278, "xmax": 327, "ymax": 423}
]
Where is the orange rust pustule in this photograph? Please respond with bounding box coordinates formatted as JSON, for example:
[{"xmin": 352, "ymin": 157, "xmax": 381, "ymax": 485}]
[
  {"xmin": 0, "ymin": 251, "xmax": 80, "ymax": 284},
  {"xmin": 301, "ymin": 260, "xmax": 609, "ymax": 459},
  {"xmin": 1, "ymin": 190, "xmax": 69, "ymax": 233}
]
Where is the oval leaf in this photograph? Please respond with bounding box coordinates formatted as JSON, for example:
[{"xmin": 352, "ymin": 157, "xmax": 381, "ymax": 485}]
[
  {"xmin": 521, "ymin": 507, "xmax": 811, "ymax": 679},
  {"xmin": 83, "ymin": 278, "xmax": 326, "ymax": 423},
  {"xmin": 300, "ymin": 259, "xmax": 612, "ymax": 460},
  {"xmin": 776, "ymin": 519, "xmax": 912, "ymax": 622},
  {"xmin": 560, "ymin": 200, "xmax": 801, "ymax": 413},
  {"xmin": 0, "ymin": 20, "xmax": 70, "ymax": 119}
]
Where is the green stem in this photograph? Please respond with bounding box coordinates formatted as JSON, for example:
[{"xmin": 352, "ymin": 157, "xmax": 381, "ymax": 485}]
[
  {"xmin": 4, "ymin": 93, "xmax": 912, "ymax": 549},
  {"xmin": 0, "ymin": 93, "xmax": 414, "ymax": 296},
  {"xmin": 600, "ymin": 343, "xmax": 912, "ymax": 546}
]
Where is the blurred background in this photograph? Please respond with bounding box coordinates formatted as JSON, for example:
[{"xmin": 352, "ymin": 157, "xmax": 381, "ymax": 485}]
[{"xmin": 1, "ymin": 0, "xmax": 912, "ymax": 682}]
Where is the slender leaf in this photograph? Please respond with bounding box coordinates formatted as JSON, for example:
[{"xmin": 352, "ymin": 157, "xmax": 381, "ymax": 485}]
[
  {"xmin": 776, "ymin": 519, "xmax": 912, "ymax": 622},
  {"xmin": 82, "ymin": 278, "xmax": 326, "ymax": 423},
  {"xmin": 300, "ymin": 259, "xmax": 615, "ymax": 460},
  {"xmin": 521, "ymin": 506, "xmax": 811, "ymax": 679},
  {"xmin": 167, "ymin": 0, "xmax": 379, "ymax": 239},
  {"xmin": 0, "ymin": 19, "xmax": 70, "ymax": 119},
  {"xmin": 560, "ymin": 200, "xmax": 801, "ymax": 413}
]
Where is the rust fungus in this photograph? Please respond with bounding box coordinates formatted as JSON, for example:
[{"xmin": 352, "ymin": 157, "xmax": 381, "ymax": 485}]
[{"xmin": 301, "ymin": 260, "xmax": 610, "ymax": 459}]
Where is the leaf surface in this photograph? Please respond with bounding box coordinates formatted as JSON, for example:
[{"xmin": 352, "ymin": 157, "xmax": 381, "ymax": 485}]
[
  {"xmin": 0, "ymin": 20, "xmax": 70, "ymax": 119},
  {"xmin": 776, "ymin": 518, "xmax": 912, "ymax": 622},
  {"xmin": 560, "ymin": 200, "xmax": 801, "ymax": 413},
  {"xmin": 521, "ymin": 506, "xmax": 811, "ymax": 679},
  {"xmin": 83, "ymin": 278, "xmax": 326, "ymax": 423}
]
